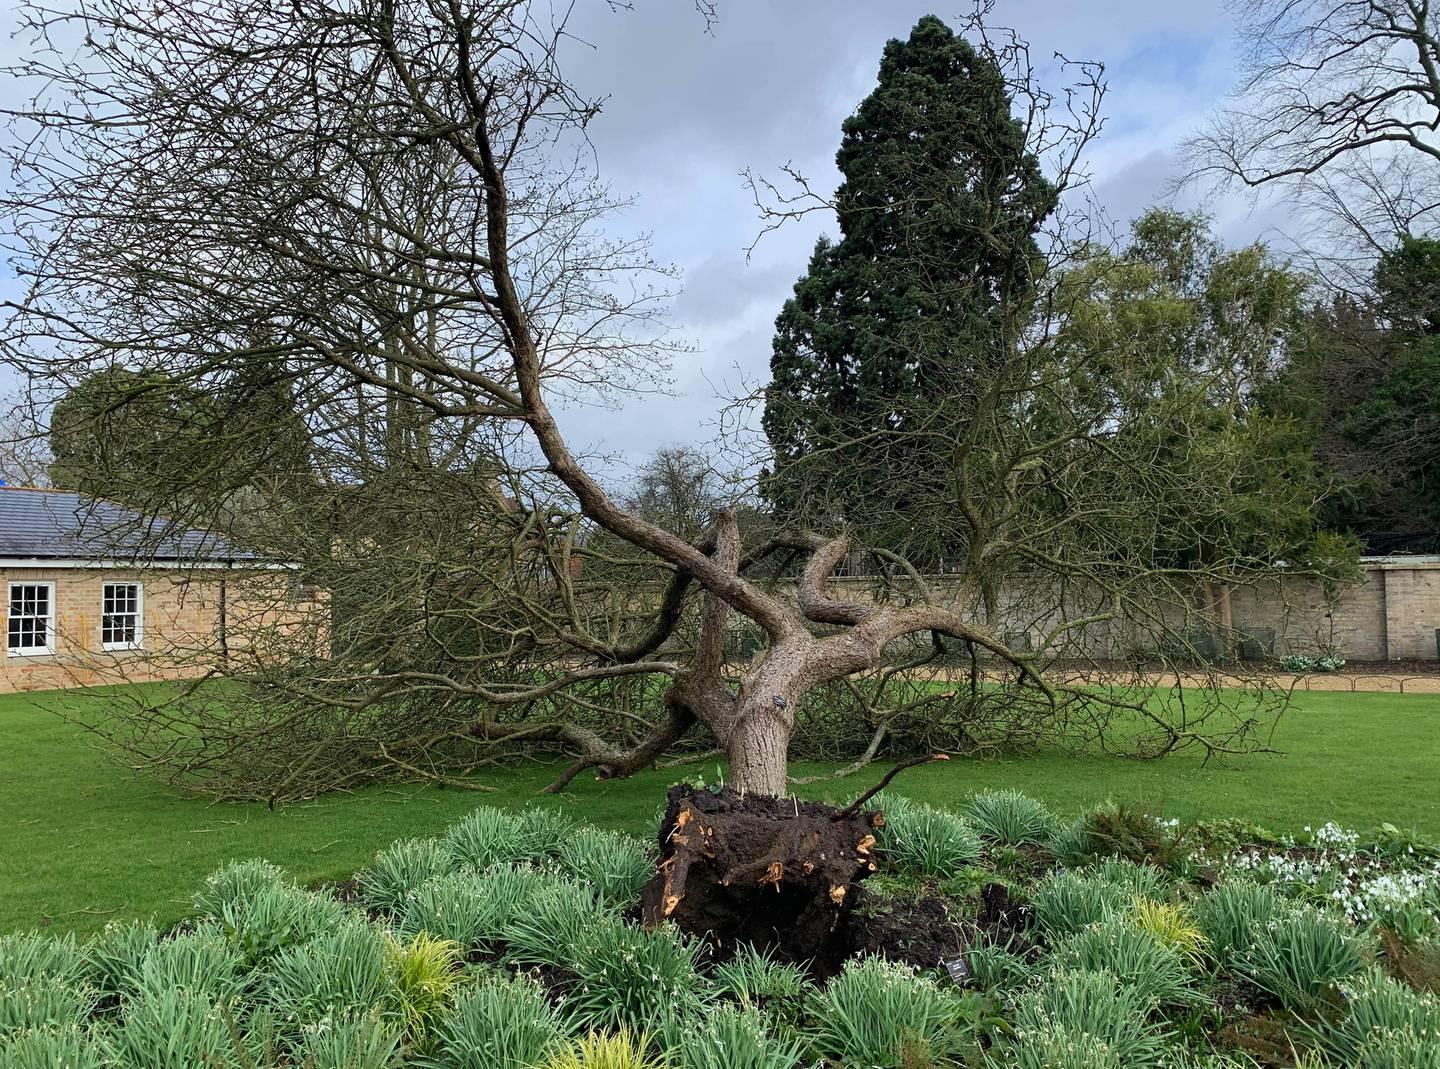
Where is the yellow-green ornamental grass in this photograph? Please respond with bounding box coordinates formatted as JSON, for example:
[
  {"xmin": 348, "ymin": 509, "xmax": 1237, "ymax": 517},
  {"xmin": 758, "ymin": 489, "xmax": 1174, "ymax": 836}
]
[
  {"xmin": 539, "ymin": 1030, "xmax": 663, "ymax": 1069},
  {"xmin": 1128, "ymin": 898, "xmax": 1209, "ymax": 966}
]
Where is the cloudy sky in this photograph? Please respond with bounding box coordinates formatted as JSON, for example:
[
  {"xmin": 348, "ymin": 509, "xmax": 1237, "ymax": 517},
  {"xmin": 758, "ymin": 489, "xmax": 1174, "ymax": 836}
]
[
  {"xmin": 543, "ymin": 0, "xmax": 1295, "ymax": 476},
  {"xmin": 1, "ymin": 0, "xmax": 1296, "ymax": 480}
]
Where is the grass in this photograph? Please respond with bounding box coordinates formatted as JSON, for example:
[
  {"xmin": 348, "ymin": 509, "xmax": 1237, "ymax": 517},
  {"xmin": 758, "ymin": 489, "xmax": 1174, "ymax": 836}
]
[{"xmin": 1, "ymin": 685, "xmax": 1437, "ymax": 937}]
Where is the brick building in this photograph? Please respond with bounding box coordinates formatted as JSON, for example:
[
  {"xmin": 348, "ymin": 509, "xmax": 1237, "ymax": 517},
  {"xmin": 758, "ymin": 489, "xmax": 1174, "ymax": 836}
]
[{"xmin": 1, "ymin": 487, "xmax": 321, "ymax": 694}]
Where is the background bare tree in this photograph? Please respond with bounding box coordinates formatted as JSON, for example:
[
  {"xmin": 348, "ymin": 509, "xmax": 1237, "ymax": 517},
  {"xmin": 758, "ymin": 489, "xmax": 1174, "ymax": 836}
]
[
  {"xmin": 0, "ymin": 396, "xmax": 50, "ymax": 486},
  {"xmin": 1184, "ymin": 0, "xmax": 1440, "ymax": 285},
  {"xmin": 1191, "ymin": 0, "xmax": 1440, "ymax": 183}
]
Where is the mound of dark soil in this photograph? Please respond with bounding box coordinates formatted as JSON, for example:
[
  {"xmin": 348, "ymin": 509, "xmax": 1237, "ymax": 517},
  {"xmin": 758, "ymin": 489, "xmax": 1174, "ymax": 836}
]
[{"xmin": 844, "ymin": 894, "xmax": 967, "ymax": 970}]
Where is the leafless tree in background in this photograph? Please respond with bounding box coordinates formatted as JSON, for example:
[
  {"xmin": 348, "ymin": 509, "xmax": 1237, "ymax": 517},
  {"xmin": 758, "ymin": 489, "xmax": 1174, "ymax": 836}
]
[
  {"xmin": 0, "ymin": 397, "xmax": 51, "ymax": 486},
  {"xmin": 1184, "ymin": 0, "xmax": 1440, "ymax": 285}
]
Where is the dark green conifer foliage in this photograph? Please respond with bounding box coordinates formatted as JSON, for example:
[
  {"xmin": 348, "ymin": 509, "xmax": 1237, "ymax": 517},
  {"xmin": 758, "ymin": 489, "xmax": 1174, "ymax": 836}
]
[{"xmin": 762, "ymin": 15, "xmax": 1057, "ymax": 554}]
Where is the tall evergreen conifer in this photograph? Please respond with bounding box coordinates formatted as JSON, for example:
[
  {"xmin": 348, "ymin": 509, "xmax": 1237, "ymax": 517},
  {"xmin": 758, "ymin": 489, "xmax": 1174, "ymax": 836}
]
[{"xmin": 762, "ymin": 15, "xmax": 1056, "ymax": 554}]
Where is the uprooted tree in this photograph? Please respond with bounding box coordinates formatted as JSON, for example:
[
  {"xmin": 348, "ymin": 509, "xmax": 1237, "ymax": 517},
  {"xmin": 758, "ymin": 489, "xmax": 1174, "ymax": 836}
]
[{"xmin": 2, "ymin": 0, "xmax": 1337, "ymax": 839}]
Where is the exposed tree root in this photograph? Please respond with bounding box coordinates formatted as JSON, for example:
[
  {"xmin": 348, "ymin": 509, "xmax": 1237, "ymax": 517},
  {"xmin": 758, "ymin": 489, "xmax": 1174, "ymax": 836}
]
[{"xmin": 641, "ymin": 784, "xmax": 882, "ymax": 972}]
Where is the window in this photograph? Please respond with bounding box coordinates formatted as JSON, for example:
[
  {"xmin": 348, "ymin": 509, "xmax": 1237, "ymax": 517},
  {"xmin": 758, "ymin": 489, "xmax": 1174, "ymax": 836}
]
[
  {"xmin": 7, "ymin": 583, "xmax": 55, "ymax": 655},
  {"xmin": 101, "ymin": 582, "xmax": 143, "ymax": 650}
]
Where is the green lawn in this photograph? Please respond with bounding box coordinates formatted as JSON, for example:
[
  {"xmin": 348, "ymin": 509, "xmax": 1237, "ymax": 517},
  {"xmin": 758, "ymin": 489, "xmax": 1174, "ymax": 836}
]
[{"xmin": 2, "ymin": 686, "xmax": 1437, "ymax": 938}]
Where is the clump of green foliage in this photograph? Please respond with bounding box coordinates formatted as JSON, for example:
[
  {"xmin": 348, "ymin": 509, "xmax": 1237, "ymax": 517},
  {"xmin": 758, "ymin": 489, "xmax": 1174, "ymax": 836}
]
[
  {"xmin": 500, "ymin": 878, "xmax": 608, "ymax": 966},
  {"xmin": 442, "ymin": 807, "xmax": 527, "ymax": 870},
  {"xmin": 965, "ymin": 789, "xmax": 1061, "ymax": 846},
  {"xmin": 557, "ymin": 828, "xmax": 653, "ymax": 906},
  {"xmin": 1316, "ymin": 968, "xmax": 1440, "ymax": 1066},
  {"xmin": 295, "ymin": 1010, "xmax": 401, "ymax": 1069},
  {"xmin": 1029, "ymin": 871, "xmax": 1129, "ymax": 936},
  {"xmin": 805, "ymin": 955, "xmax": 973, "ymax": 1068},
  {"xmin": 428, "ymin": 974, "xmax": 567, "ymax": 1069},
  {"xmin": 1193, "ymin": 880, "xmax": 1288, "ymax": 964},
  {"xmin": 1049, "ymin": 916, "xmax": 1196, "ymax": 1006},
  {"xmin": 539, "ymin": 1030, "xmax": 663, "ymax": 1069},
  {"xmin": 872, "ymin": 792, "xmax": 983, "ymax": 876},
  {"xmin": 1, "ymin": 1025, "xmax": 108, "ymax": 1069},
  {"xmin": 1240, "ymin": 906, "xmax": 1369, "ymax": 1013},
  {"xmin": 564, "ymin": 919, "xmax": 704, "ymax": 1036},
  {"xmin": 675, "ymin": 1003, "xmax": 806, "ymax": 1069},
  {"xmin": 1003, "ymin": 969, "xmax": 1172, "ymax": 1069},
  {"xmin": 359, "ymin": 839, "xmax": 453, "ymax": 915}
]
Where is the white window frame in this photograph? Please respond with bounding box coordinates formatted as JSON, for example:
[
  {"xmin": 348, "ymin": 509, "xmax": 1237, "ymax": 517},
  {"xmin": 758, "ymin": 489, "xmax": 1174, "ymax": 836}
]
[
  {"xmin": 7, "ymin": 581, "xmax": 56, "ymax": 656},
  {"xmin": 101, "ymin": 581, "xmax": 144, "ymax": 651}
]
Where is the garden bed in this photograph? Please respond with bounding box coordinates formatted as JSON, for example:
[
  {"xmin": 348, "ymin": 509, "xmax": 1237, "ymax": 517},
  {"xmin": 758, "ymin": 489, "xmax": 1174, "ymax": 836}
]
[{"xmin": 2, "ymin": 790, "xmax": 1439, "ymax": 1067}]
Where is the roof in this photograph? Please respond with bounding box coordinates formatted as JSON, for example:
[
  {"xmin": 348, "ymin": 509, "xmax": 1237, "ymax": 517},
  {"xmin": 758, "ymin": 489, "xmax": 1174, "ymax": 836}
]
[{"xmin": 0, "ymin": 487, "xmax": 259, "ymax": 563}]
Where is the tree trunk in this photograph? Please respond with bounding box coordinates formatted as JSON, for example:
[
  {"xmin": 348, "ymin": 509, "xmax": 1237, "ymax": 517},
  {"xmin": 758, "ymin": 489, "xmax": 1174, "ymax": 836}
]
[{"xmin": 725, "ymin": 705, "xmax": 791, "ymax": 796}]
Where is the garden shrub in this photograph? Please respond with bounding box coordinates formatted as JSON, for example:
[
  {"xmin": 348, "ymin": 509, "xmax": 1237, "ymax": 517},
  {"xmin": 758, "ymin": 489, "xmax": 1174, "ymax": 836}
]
[
  {"xmin": 1, "ymin": 1024, "xmax": 107, "ymax": 1069},
  {"xmin": 192, "ymin": 858, "xmax": 290, "ymax": 916},
  {"xmin": 805, "ymin": 955, "xmax": 971, "ymax": 1069},
  {"xmin": 500, "ymin": 877, "xmax": 608, "ymax": 966},
  {"xmin": 0, "ymin": 976, "xmax": 94, "ymax": 1035},
  {"xmin": 1240, "ymin": 906, "xmax": 1368, "ymax": 1013},
  {"xmin": 1029, "ymin": 871, "xmax": 1127, "ymax": 936},
  {"xmin": 965, "ymin": 789, "xmax": 1060, "ymax": 846},
  {"xmin": 104, "ymin": 986, "xmax": 257, "ymax": 1069},
  {"xmin": 873, "ymin": 795, "xmax": 982, "ymax": 877},
  {"xmin": 1074, "ymin": 802, "xmax": 1185, "ymax": 869},
  {"xmin": 1194, "ymin": 881, "xmax": 1287, "ymax": 964},
  {"xmin": 0, "ymin": 931, "xmax": 83, "ymax": 987},
  {"xmin": 1129, "ymin": 898, "xmax": 1208, "ymax": 965},
  {"xmin": 1047, "ymin": 818, "xmax": 1093, "ymax": 865},
  {"xmin": 1005, "ymin": 969, "xmax": 1171, "ymax": 1069},
  {"xmin": 296, "ymin": 1009, "xmax": 402, "ymax": 1069},
  {"xmin": 1049, "ymin": 915, "xmax": 1196, "ymax": 1006},
  {"xmin": 1318, "ymin": 968, "xmax": 1440, "ymax": 1066},
  {"xmin": 1373, "ymin": 898, "xmax": 1440, "ymax": 945},
  {"xmin": 564, "ymin": 918, "xmax": 705, "ymax": 1036},
  {"xmin": 557, "ymin": 828, "xmax": 653, "ymax": 906},
  {"xmin": 398, "ymin": 871, "xmax": 511, "ymax": 949},
  {"xmin": 264, "ymin": 918, "xmax": 391, "ymax": 1027},
  {"xmin": 539, "ymin": 1030, "xmax": 663, "ymax": 1069},
  {"xmin": 709, "ymin": 944, "xmax": 811, "ymax": 1008},
  {"xmin": 384, "ymin": 932, "xmax": 465, "ymax": 1042},
  {"xmin": 80, "ymin": 919, "xmax": 158, "ymax": 997},
  {"xmin": 216, "ymin": 882, "xmax": 351, "ymax": 967},
  {"xmin": 1354, "ymin": 1032, "xmax": 1440, "ymax": 1069},
  {"xmin": 360, "ymin": 839, "xmax": 453, "ymax": 915},
  {"xmin": 514, "ymin": 808, "xmax": 574, "ymax": 859},
  {"xmin": 468, "ymin": 863, "xmax": 559, "ymax": 935},
  {"xmin": 442, "ymin": 807, "xmax": 526, "ymax": 870},
  {"xmin": 133, "ymin": 924, "xmax": 247, "ymax": 1002},
  {"xmin": 1087, "ymin": 856, "xmax": 1173, "ymax": 901},
  {"xmin": 426, "ymin": 974, "xmax": 567, "ymax": 1069},
  {"xmin": 964, "ymin": 939, "xmax": 1033, "ymax": 991},
  {"xmin": 675, "ymin": 1003, "xmax": 804, "ymax": 1069}
]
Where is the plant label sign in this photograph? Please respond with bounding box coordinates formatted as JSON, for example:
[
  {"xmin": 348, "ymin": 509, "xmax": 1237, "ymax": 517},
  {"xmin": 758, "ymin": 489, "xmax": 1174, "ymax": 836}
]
[{"xmin": 942, "ymin": 955, "xmax": 969, "ymax": 984}]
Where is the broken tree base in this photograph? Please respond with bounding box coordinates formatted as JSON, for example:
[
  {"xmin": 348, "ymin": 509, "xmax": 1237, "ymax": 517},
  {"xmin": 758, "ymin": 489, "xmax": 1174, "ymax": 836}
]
[{"xmin": 640, "ymin": 784, "xmax": 882, "ymax": 974}]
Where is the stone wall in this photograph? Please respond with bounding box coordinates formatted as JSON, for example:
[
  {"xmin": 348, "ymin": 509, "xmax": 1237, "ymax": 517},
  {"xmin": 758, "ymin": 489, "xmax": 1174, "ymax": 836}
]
[{"xmin": 815, "ymin": 556, "xmax": 1440, "ymax": 663}]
